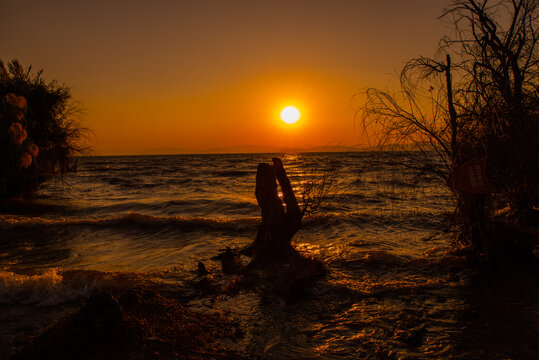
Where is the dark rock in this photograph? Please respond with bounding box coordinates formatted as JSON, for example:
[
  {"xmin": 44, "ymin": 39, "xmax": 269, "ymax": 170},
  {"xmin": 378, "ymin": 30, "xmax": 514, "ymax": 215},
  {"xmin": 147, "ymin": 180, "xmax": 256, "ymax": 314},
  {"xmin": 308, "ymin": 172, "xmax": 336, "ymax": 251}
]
[
  {"xmin": 194, "ymin": 276, "xmax": 219, "ymax": 294},
  {"xmin": 78, "ymin": 292, "xmax": 123, "ymax": 327},
  {"xmin": 197, "ymin": 261, "xmax": 209, "ymax": 275},
  {"xmin": 221, "ymin": 247, "xmax": 244, "ymax": 274}
]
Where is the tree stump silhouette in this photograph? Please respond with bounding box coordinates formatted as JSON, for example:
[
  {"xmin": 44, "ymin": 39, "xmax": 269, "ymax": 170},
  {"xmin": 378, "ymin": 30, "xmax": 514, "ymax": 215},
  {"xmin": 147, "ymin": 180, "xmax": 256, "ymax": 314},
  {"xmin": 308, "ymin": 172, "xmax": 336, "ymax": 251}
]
[{"xmin": 249, "ymin": 157, "xmax": 303, "ymax": 267}]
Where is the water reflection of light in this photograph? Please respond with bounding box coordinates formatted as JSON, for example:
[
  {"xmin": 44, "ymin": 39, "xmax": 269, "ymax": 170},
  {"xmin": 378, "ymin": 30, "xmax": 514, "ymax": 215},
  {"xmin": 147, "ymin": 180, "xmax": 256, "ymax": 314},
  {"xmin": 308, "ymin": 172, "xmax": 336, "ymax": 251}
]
[{"xmin": 282, "ymin": 153, "xmax": 299, "ymax": 164}]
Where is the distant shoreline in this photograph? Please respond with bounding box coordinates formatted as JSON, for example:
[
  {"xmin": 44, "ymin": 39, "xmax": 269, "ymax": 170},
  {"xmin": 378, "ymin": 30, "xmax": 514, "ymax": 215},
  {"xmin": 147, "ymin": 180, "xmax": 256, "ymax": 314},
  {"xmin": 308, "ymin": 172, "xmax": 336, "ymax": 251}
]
[
  {"xmin": 79, "ymin": 144, "xmax": 425, "ymax": 157},
  {"xmin": 77, "ymin": 150, "xmax": 367, "ymax": 157}
]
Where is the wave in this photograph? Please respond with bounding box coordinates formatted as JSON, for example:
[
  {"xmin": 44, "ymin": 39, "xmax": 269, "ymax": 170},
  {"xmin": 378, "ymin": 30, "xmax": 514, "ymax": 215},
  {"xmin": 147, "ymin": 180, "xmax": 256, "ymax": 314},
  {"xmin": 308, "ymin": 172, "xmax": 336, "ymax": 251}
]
[
  {"xmin": 331, "ymin": 274, "xmax": 464, "ymax": 300},
  {"xmin": 327, "ymin": 249, "xmax": 466, "ymax": 299},
  {"xmin": 0, "ymin": 212, "xmax": 260, "ymax": 232},
  {"xmin": 301, "ymin": 210, "xmax": 450, "ymax": 231},
  {"xmin": 213, "ymin": 170, "xmax": 252, "ymax": 177},
  {"xmin": 78, "ymin": 197, "xmax": 260, "ymax": 217},
  {"xmin": 0, "ymin": 268, "xmax": 158, "ymax": 306},
  {"xmin": 0, "ymin": 268, "xmax": 90, "ymax": 306},
  {"xmin": 338, "ymin": 250, "xmax": 412, "ymax": 268},
  {"xmin": 1, "ymin": 207, "xmax": 449, "ymax": 239}
]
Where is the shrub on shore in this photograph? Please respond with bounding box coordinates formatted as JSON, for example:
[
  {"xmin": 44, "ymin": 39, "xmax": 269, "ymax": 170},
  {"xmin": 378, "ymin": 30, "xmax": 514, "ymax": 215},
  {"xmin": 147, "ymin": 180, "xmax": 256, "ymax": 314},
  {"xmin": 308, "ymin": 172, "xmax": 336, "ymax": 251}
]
[
  {"xmin": 362, "ymin": 0, "xmax": 539, "ymax": 267},
  {"xmin": 0, "ymin": 60, "xmax": 87, "ymax": 198}
]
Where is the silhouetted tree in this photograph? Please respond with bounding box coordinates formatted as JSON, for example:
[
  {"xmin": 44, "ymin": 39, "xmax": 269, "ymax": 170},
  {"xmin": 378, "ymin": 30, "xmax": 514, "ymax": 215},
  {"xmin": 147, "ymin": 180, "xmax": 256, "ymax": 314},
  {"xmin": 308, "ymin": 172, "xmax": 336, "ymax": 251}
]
[
  {"xmin": 0, "ymin": 59, "xmax": 87, "ymax": 198},
  {"xmin": 362, "ymin": 0, "xmax": 539, "ymax": 265}
]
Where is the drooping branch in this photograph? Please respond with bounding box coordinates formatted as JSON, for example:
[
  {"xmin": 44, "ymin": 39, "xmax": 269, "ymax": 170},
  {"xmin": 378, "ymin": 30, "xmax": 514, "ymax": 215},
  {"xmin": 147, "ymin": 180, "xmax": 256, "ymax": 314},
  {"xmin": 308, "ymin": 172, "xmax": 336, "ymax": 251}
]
[{"xmin": 360, "ymin": 0, "xmax": 539, "ymax": 267}]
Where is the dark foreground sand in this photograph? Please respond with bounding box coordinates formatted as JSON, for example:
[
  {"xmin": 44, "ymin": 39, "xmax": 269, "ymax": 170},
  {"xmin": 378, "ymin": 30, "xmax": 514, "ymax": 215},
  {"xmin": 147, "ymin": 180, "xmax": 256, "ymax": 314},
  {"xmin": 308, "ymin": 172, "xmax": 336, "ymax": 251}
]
[{"xmin": 11, "ymin": 287, "xmax": 242, "ymax": 360}]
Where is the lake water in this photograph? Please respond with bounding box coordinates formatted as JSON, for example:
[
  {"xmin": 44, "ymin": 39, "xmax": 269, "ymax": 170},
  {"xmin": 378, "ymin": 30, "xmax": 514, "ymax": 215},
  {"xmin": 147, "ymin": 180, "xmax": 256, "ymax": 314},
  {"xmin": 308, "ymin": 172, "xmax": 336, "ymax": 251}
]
[{"xmin": 1, "ymin": 152, "xmax": 537, "ymax": 359}]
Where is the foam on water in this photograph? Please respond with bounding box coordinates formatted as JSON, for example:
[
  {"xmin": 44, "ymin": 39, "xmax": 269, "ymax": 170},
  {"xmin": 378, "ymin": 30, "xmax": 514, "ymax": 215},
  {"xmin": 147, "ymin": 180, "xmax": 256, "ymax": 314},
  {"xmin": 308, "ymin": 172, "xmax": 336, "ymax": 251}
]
[
  {"xmin": 0, "ymin": 268, "xmax": 65, "ymax": 305},
  {"xmin": 0, "ymin": 267, "xmax": 167, "ymax": 307}
]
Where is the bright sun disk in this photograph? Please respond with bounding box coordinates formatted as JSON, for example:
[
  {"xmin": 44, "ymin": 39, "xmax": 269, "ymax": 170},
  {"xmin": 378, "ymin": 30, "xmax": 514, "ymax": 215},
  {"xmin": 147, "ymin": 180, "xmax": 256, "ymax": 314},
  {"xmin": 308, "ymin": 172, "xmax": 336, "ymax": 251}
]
[{"xmin": 280, "ymin": 106, "xmax": 300, "ymax": 124}]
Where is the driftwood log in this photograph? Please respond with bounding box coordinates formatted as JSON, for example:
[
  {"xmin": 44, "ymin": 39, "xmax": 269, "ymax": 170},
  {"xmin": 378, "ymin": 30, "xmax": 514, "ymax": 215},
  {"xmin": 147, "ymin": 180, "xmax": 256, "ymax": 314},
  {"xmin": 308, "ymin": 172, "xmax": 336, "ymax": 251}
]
[
  {"xmin": 248, "ymin": 157, "xmax": 303, "ymax": 267},
  {"xmin": 203, "ymin": 157, "xmax": 326, "ymax": 299}
]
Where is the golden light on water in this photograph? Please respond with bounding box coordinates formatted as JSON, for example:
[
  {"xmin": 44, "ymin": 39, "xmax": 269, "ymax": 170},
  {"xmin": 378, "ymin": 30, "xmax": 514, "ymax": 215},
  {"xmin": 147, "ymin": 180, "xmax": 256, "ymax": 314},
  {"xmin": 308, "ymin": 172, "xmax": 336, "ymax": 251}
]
[{"xmin": 280, "ymin": 106, "xmax": 301, "ymax": 124}]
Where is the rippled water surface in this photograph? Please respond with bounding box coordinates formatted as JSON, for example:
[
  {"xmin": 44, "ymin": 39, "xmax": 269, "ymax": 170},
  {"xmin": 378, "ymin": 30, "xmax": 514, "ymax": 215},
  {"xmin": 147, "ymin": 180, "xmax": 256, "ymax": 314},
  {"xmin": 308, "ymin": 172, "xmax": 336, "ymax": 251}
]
[{"xmin": 1, "ymin": 152, "xmax": 538, "ymax": 359}]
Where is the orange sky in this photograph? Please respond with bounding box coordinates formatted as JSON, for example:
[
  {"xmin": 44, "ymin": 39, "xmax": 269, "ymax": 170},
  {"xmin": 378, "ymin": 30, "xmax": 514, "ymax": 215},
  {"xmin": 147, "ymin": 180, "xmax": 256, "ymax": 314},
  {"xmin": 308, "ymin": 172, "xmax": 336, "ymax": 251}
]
[{"xmin": 1, "ymin": 0, "xmax": 448, "ymax": 155}]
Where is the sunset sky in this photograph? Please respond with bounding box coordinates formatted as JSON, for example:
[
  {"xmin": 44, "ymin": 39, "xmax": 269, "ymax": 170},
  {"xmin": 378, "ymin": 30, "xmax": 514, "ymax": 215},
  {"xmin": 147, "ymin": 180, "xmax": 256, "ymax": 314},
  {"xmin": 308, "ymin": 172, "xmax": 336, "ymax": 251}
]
[{"xmin": 2, "ymin": 0, "xmax": 448, "ymax": 155}]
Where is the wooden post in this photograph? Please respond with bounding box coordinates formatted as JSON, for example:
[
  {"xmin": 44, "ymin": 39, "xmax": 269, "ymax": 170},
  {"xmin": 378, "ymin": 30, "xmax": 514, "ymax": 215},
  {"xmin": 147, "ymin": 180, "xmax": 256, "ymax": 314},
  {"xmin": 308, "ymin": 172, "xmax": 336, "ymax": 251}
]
[
  {"xmin": 272, "ymin": 157, "xmax": 302, "ymax": 238},
  {"xmin": 249, "ymin": 158, "xmax": 302, "ymax": 267}
]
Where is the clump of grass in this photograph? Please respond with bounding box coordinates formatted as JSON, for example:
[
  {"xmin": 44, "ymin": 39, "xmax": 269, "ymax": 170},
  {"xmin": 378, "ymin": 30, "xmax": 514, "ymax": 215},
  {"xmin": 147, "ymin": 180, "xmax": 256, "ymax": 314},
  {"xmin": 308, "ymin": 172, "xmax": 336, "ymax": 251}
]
[{"xmin": 0, "ymin": 59, "xmax": 88, "ymax": 198}]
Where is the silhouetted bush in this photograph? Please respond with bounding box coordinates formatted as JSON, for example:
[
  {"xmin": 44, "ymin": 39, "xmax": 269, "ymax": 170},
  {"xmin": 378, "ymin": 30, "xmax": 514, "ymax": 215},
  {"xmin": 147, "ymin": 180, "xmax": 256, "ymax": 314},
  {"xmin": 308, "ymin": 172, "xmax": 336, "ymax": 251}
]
[
  {"xmin": 362, "ymin": 0, "xmax": 539, "ymax": 266},
  {"xmin": 0, "ymin": 59, "xmax": 87, "ymax": 198}
]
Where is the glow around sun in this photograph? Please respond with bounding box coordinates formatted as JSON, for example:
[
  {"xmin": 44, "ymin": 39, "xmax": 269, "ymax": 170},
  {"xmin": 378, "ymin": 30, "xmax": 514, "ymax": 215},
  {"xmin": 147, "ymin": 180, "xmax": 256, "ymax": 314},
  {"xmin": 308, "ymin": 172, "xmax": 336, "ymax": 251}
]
[{"xmin": 280, "ymin": 106, "xmax": 301, "ymax": 124}]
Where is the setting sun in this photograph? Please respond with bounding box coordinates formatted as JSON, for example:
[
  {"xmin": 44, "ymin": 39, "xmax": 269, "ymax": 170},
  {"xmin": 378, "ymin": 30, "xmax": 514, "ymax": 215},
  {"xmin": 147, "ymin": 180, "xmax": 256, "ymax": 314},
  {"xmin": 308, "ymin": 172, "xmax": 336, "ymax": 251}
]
[{"xmin": 280, "ymin": 106, "xmax": 301, "ymax": 124}]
